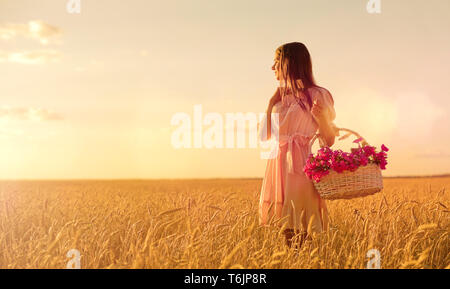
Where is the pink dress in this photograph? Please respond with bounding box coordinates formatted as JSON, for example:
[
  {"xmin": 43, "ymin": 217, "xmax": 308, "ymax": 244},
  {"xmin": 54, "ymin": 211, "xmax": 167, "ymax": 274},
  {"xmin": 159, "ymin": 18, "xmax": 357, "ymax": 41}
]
[{"xmin": 258, "ymin": 86, "xmax": 339, "ymax": 233}]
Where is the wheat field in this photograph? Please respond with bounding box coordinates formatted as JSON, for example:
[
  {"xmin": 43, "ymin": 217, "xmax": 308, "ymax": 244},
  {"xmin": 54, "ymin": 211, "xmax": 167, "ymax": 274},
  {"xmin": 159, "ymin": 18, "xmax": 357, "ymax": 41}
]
[{"xmin": 0, "ymin": 177, "xmax": 448, "ymax": 269}]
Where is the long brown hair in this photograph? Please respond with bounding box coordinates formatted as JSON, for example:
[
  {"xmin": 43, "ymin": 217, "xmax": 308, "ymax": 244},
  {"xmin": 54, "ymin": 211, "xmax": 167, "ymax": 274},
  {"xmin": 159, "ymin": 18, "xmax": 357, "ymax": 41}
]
[{"xmin": 276, "ymin": 42, "xmax": 319, "ymax": 111}]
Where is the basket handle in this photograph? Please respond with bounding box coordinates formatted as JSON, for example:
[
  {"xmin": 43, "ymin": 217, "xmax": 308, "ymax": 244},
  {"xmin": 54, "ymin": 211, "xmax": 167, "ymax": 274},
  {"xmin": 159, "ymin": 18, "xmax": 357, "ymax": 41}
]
[{"xmin": 309, "ymin": 127, "xmax": 370, "ymax": 148}]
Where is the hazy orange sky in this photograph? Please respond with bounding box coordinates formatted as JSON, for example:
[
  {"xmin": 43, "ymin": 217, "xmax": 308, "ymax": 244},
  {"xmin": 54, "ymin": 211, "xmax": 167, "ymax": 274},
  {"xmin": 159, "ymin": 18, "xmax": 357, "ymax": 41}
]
[{"xmin": 1, "ymin": 0, "xmax": 449, "ymax": 179}]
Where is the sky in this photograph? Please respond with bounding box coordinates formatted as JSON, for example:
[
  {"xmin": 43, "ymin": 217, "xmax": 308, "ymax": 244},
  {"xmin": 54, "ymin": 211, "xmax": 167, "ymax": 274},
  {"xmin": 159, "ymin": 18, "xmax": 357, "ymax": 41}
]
[{"xmin": 0, "ymin": 0, "xmax": 449, "ymax": 179}]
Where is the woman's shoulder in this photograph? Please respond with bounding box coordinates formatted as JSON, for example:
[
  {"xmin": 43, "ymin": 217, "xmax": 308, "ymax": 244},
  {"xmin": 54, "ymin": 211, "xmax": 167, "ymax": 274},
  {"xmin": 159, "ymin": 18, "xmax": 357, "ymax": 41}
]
[
  {"xmin": 308, "ymin": 86, "xmax": 334, "ymax": 105},
  {"xmin": 308, "ymin": 85, "xmax": 331, "ymax": 96}
]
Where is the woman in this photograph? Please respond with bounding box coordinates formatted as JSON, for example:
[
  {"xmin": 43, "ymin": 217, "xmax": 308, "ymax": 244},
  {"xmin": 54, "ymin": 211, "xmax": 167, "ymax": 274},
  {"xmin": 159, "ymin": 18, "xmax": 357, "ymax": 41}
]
[{"xmin": 258, "ymin": 42, "xmax": 339, "ymax": 249}]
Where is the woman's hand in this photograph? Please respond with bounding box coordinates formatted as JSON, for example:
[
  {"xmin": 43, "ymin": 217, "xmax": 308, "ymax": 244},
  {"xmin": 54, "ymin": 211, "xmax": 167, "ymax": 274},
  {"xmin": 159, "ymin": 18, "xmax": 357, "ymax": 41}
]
[
  {"xmin": 312, "ymin": 99, "xmax": 336, "ymax": 147},
  {"xmin": 265, "ymin": 88, "xmax": 282, "ymax": 139},
  {"xmin": 268, "ymin": 87, "xmax": 281, "ymax": 108},
  {"xmin": 311, "ymin": 99, "xmax": 327, "ymax": 123}
]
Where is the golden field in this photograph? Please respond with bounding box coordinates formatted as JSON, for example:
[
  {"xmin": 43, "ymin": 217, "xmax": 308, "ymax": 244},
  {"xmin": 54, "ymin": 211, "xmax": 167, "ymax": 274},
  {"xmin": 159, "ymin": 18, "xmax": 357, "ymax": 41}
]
[{"xmin": 0, "ymin": 177, "xmax": 448, "ymax": 269}]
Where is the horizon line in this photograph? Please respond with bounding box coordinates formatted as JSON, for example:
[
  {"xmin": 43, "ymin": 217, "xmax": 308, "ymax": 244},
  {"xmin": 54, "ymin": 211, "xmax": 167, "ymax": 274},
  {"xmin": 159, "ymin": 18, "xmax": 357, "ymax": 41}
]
[{"xmin": 1, "ymin": 173, "xmax": 450, "ymax": 182}]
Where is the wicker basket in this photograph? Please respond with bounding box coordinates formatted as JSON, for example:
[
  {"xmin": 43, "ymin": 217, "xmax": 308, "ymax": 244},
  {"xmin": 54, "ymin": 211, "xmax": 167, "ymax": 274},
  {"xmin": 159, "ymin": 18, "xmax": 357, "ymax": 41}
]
[{"xmin": 309, "ymin": 127, "xmax": 383, "ymax": 200}]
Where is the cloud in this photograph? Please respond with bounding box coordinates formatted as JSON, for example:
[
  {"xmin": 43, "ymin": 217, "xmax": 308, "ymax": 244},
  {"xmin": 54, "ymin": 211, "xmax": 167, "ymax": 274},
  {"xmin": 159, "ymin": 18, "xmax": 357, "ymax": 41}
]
[
  {"xmin": 0, "ymin": 49, "xmax": 62, "ymax": 64},
  {"xmin": 0, "ymin": 21, "xmax": 63, "ymax": 65},
  {"xmin": 0, "ymin": 20, "xmax": 62, "ymax": 45},
  {"xmin": 0, "ymin": 106, "xmax": 63, "ymax": 121}
]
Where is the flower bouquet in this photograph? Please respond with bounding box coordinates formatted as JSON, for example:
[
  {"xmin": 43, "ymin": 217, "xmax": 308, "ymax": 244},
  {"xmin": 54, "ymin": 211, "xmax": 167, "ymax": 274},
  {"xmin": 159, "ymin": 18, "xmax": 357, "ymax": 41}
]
[{"xmin": 304, "ymin": 128, "xmax": 388, "ymax": 200}]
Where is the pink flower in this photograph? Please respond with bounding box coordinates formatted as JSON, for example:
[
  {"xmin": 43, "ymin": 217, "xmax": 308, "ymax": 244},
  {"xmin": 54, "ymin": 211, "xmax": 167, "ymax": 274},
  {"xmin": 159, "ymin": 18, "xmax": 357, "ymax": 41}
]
[
  {"xmin": 313, "ymin": 174, "xmax": 321, "ymax": 182},
  {"xmin": 303, "ymin": 143, "xmax": 389, "ymax": 182},
  {"xmin": 353, "ymin": 137, "xmax": 364, "ymax": 143},
  {"xmin": 363, "ymin": 146, "xmax": 375, "ymax": 156},
  {"xmin": 350, "ymin": 148, "xmax": 360, "ymax": 154}
]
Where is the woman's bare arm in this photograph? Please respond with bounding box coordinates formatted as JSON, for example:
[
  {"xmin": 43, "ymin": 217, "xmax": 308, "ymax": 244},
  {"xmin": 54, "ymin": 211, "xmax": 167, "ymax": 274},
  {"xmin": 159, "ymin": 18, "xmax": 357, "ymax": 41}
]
[
  {"xmin": 311, "ymin": 99, "xmax": 336, "ymax": 147},
  {"xmin": 316, "ymin": 119, "xmax": 336, "ymax": 147},
  {"xmin": 266, "ymin": 88, "xmax": 281, "ymax": 139}
]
